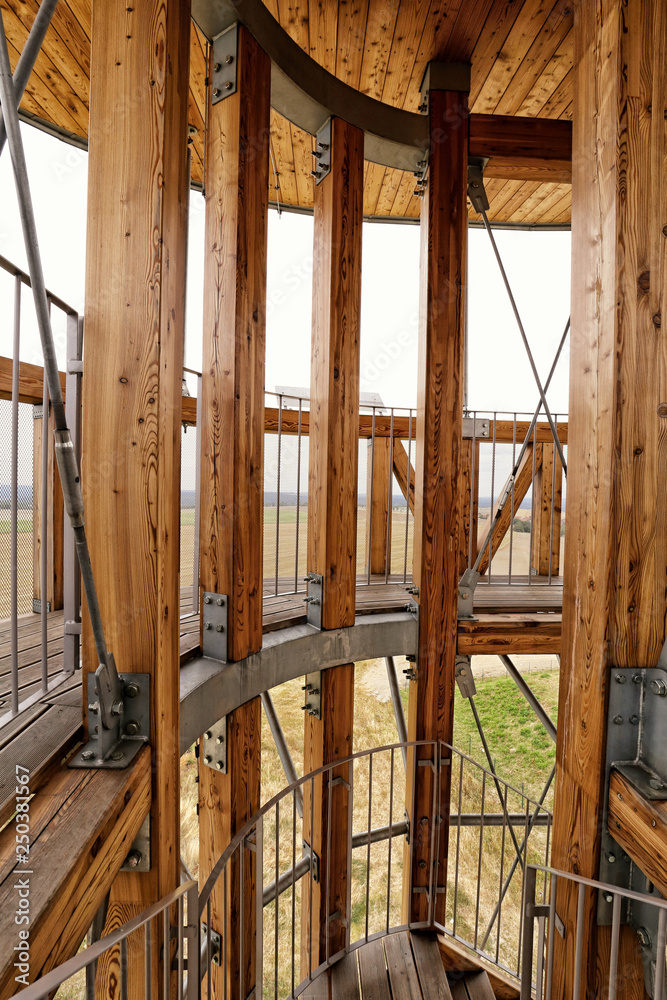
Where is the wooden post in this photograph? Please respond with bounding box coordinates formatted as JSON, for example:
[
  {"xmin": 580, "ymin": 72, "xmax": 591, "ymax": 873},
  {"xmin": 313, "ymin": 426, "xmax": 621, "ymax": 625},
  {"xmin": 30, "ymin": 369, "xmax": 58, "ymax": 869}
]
[
  {"xmin": 530, "ymin": 443, "xmax": 562, "ymax": 578},
  {"xmin": 550, "ymin": 0, "xmax": 667, "ymax": 993},
  {"xmin": 82, "ymin": 0, "xmax": 190, "ymax": 993},
  {"xmin": 32, "ymin": 402, "xmax": 64, "ymax": 612},
  {"xmin": 198, "ymin": 25, "xmax": 270, "ymax": 1000},
  {"xmin": 366, "ymin": 436, "xmax": 392, "ymax": 575},
  {"xmin": 457, "ymin": 439, "xmax": 480, "ymax": 576},
  {"xmin": 302, "ymin": 116, "xmax": 363, "ymax": 970},
  {"xmin": 403, "ymin": 67, "xmax": 469, "ymax": 927}
]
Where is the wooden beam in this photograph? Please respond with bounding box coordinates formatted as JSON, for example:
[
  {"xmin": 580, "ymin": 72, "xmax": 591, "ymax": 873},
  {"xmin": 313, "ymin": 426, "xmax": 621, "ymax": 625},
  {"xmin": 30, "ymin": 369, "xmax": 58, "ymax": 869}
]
[
  {"xmin": 550, "ymin": 0, "xmax": 667, "ymax": 993},
  {"xmin": 302, "ymin": 116, "xmax": 363, "ymax": 971},
  {"xmin": 458, "ymin": 440, "xmax": 480, "ymax": 576},
  {"xmin": 0, "ymin": 747, "xmax": 151, "ymax": 998},
  {"xmin": 81, "ymin": 0, "xmax": 190, "ymax": 992},
  {"xmin": 476, "ymin": 445, "xmax": 538, "ymax": 576},
  {"xmin": 198, "ymin": 24, "xmax": 270, "ymax": 1000},
  {"xmin": 365, "ymin": 436, "xmax": 392, "ymax": 575},
  {"xmin": 404, "ymin": 80, "xmax": 468, "ymax": 927},
  {"xmin": 531, "ymin": 443, "xmax": 562, "ymax": 578},
  {"xmin": 469, "ymin": 114, "xmax": 572, "ymax": 176},
  {"xmin": 0, "ymin": 357, "xmax": 66, "ymax": 405},
  {"xmin": 392, "ymin": 440, "xmax": 415, "ymax": 513},
  {"xmin": 457, "ymin": 613, "xmax": 561, "ymax": 656},
  {"xmin": 608, "ymin": 771, "xmax": 667, "ymax": 900},
  {"xmin": 437, "ymin": 935, "xmax": 520, "ymax": 1000}
]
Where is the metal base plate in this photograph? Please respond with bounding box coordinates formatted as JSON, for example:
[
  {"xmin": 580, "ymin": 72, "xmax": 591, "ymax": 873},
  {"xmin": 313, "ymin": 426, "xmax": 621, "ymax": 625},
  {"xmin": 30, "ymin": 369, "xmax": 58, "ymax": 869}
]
[{"xmin": 69, "ymin": 672, "xmax": 150, "ymax": 769}]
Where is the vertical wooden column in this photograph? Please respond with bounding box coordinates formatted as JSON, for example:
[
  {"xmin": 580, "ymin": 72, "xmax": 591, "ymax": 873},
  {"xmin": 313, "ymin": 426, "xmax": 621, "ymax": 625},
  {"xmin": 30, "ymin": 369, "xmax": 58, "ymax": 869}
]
[
  {"xmin": 365, "ymin": 435, "xmax": 392, "ymax": 576},
  {"xmin": 530, "ymin": 443, "xmax": 562, "ymax": 577},
  {"xmin": 32, "ymin": 403, "xmax": 64, "ymax": 611},
  {"xmin": 198, "ymin": 25, "xmax": 270, "ymax": 1000},
  {"xmin": 403, "ymin": 68, "xmax": 469, "ymax": 927},
  {"xmin": 457, "ymin": 439, "xmax": 479, "ymax": 576},
  {"xmin": 302, "ymin": 116, "xmax": 363, "ymax": 970},
  {"xmin": 82, "ymin": 0, "xmax": 190, "ymax": 994},
  {"xmin": 551, "ymin": 0, "xmax": 667, "ymax": 993}
]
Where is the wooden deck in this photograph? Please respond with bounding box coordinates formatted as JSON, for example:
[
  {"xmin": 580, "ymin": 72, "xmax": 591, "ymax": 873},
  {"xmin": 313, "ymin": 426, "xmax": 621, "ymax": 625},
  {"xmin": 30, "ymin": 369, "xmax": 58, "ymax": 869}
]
[{"xmin": 0, "ymin": 577, "xmax": 562, "ymax": 824}]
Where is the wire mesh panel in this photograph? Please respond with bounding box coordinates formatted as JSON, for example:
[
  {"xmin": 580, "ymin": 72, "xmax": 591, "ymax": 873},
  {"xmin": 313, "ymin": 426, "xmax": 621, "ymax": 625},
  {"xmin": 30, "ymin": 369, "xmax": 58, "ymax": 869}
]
[{"xmin": 0, "ymin": 399, "xmax": 34, "ymax": 619}]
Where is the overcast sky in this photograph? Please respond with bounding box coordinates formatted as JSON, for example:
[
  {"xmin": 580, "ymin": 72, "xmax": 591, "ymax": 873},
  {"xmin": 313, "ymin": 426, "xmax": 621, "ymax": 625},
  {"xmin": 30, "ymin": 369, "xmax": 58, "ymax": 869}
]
[{"xmin": 1, "ymin": 124, "xmax": 571, "ymax": 420}]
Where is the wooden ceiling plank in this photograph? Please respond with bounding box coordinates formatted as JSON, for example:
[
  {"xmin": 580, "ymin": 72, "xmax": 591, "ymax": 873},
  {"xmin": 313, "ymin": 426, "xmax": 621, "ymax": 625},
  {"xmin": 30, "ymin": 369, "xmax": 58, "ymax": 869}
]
[
  {"xmin": 357, "ymin": 0, "xmax": 400, "ymax": 101},
  {"xmin": 491, "ymin": 180, "xmax": 542, "ymax": 221},
  {"xmin": 380, "ymin": 0, "xmax": 436, "ymax": 110},
  {"xmin": 362, "ymin": 160, "xmax": 387, "ymax": 216},
  {"xmin": 473, "ymin": 0, "xmax": 559, "ymax": 115},
  {"xmin": 372, "ymin": 164, "xmax": 404, "ymax": 216},
  {"xmin": 506, "ymin": 180, "xmax": 561, "ymax": 224},
  {"xmin": 538, "ymin": 66, "xmax": 574, "ymax": 117},
  {"xmin": 188, "ymin": 21, "xmax": 208, "ymax": 125},
  {"xmin": 533, "ymin": 185, "xmax": 571, "ymax": 224},
  {"xmin": 62, "ymin": 0, "xmax": 90, "ymax": 41},
  {"xmin": 468, "ymin": 0, "xmax": 526, "ymax": 108},
  {"xmin": 290, "ymin": 120, "xmax": 315, "ymax": 209},
  {"xmin": 523, "ymin": 181, "xmax": 571, "ymax": 223},
  {"xmin": 516, "ymin": 34, "xmax": 573, "ymax": 117},
  {"xmin": 335, "ymin": 0, "xmax": 371, "ymax": 90},
  {"xmin": 276, "ymin": 0, "xmax": 310, "ymax": 52},
  {"xmin": 493, "ymin": 2, "xmax": 573, "ymax": 116},
  {"xmin": 5, "ymin": 31, "xmax": 86, "ymax": 139},
  {"xmin": 307, "ymin": 0, "xmax": 339, "ymax": 73},
  {"xmin": 443, "ymin": 0, "xmax": 499, "ymax": 64},
  {"xmin": 269, "ymin": 109, "xmax": 299, "ymax": 205}
]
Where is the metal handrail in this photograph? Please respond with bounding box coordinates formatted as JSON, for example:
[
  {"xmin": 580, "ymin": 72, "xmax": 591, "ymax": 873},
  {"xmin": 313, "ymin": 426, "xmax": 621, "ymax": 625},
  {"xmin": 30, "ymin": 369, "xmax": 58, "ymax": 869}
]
[
  {"xmin": 0, "ymin": 252, "xmax": 78, "ymax": 317},
  {"xmin": 15, "ymin": 880, "xmax": 199, "ymax": 1000}
]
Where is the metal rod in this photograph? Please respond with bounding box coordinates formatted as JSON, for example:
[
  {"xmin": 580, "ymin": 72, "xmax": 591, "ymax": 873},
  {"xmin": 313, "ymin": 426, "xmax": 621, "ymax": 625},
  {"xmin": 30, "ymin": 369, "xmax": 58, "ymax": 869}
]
[
  {"xmin": 294, "ymin": 399, "xmax": 302, "ymax": 592},
  {"xmin": 274, "ymin": 802, "xmax": 279, "ymax": 1000},
  {"xmin": 468, "ymin": 321, "xmax": 570, "ymax": 579},
  {"xmin": 261, "ymin": 690, "xmax": 303, "ymax": 816},
  {"xmin": 474, "ymin": 770, "xmax": 486, "ymax": 949},
  {"xmin": 275, "ymin": 397, "xmax": 282, "ymax": 595},
  {"xmin": 62, "ymin": 312, "xmax": 82, "ymax": 675},
  {"xmin": 385, "ymin": 657, "xmax": 408, "ymax": 768},
  {"xmin": 481, "ymin": 764, "xmax": 556, "ymax": 950},
  {"xmin": 384, "ymin": 409, "xmax": 394, "ymax": 583},
  {"xmin": 40, "ymin": 373, "xmax": 48, "ymax": 692},
  {"xmin": 655, "ymin": 906, "xmax": 666, "ymax": 1000},
  {"xmin": 480, "ymin": 208, "xmax": 568, "ymax": 474},
  {"xmin": 145, "ymin": 919, "xmax": 152, "ymax": 1000},
  {"xmin": 500, "ymin": 655, "xmax": 557, "ymax": 742},
  {"xmin": 608, "ymin": 893, "xmax": 621, "ymax": 1000},
  {"xmin": 520, "ymin": 865, "xmax": 536, "ymax": 1000},
  {"xmin": 365, "ymin": 753, "xmax": 373, "ymax": 941},
  {"xmin": 367, "ymin": 409, "xmax": 376, "ymax": 585},
  {"xmin": 386, "ymin": 748, "xmax": 394, "ymax": 934},
  {"xmin": 544, "ymin": 873, "xmax": 556, "ymax": 1000},
  {"xmin": 468, "ymin": 696, "xmax": 524, "ymax": 864},
  {"xmin": 10, "ymin": 273, "xmax": 20, "ymax": 715},
  {"xmin": 0, "ymin": 15, "xmax": 111, "ymax": 671},
  {"xmin": 572, "ymin": 882, "xmax": 586, "ymax": 1000},
  {"xmin": 0, "ymin": 0, "xmax": 60, "ymax": 157},
  {"xmin": 403, "ymin": 411, "xmax": 412, "ymax": 583}
]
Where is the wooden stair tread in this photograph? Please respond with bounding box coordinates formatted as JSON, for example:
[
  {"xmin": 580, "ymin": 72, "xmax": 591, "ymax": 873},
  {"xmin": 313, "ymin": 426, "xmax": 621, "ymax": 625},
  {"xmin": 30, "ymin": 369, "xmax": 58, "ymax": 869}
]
[{"xmin": 410, "ymin": 932, "xmax": 453, "ymax": 1000}]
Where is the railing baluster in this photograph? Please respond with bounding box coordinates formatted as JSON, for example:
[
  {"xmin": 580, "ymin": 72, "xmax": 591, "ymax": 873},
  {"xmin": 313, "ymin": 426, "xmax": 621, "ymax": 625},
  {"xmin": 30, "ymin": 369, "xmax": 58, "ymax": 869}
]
[
  {"xmin": 544, "ymin": 872, "xmax": 556, "ymax": 1000},
  {"xmin": 474, "ymin": 770, "xmax": 486, "ymax": 949},
  {"xmin": 275, "ymin": 802, "xmax": 279, "ymax": 999},
  {"xmin": 367, "ymin": 408, "xmax": 376, "ymax": 585},
  {"xmin": 608, "ymin": 893, "xmax": 621, "ymax": 1000},
  {"xmin": 654, "ymin": 906, "xmax": 666, "ymax": 1000},
  {"xmin": 294, "ymin": 399, "xmax": 303, "ymax": 592},
  {"xmin": 387, "ymin": 748, "xmax": 394, "ymax": 934},
  {"xmin": 403, "ymin": 411, "xmax": 412, "ymax": 584},
  {"xmin": 275, "ymin": 396, "xmax": 282, "ymax": 596},
  {"xmin": 178, "ymin": 894, "xmax": 184, "ymax": 1000},
  {"xmin": 453, "ymin": 753, "xmax": 464, "ymax": 936},
  {"xmin": 145, "ymin": 918, "xmax": 152, "ymax": 1000},
  {"xmin": 572, "ymin": 882, "xmax": 586, "ymax": 1000},
  {"xmin": 291, "ymin": 790, "xmax": 297, "ymax": 999},
  {"xmin": 10, "ymin": 273, "xmax": 21, "ymax": 716},
  {"xmin": 193, "ymin": 373, "xmax": 202, "ymax": 613},
  {"xmin": 366, "ymin": 753, "xmax": 373, "ymax": 941},
  {"xmin": 120, "ymin": 935, "xmax": 128, "ymax": 1000},
  {"xmin": 384, "ymin": 408, "xmax": 394, "ymax": 583},
  {"xmin": 40, "ymin": 366, "xmax": 48, "ymax": 693}
]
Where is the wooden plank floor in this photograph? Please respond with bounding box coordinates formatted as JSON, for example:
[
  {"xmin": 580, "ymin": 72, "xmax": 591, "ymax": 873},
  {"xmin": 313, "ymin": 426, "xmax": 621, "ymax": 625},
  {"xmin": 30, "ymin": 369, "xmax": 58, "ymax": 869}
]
[{"xmin": 323, "ymin": 932, "xmax": 453, "ymax": 1000}]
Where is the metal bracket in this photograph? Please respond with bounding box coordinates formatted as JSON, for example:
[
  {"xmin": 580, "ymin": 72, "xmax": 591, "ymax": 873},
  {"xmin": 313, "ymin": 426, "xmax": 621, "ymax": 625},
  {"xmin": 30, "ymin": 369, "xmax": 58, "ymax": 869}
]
[
  {"xmin": 455, "ymin": 655, "xmax": 476, "ymax": 699},
  {"xmin": 201, "ymin": 717, "xmax": 228, "ymax": 774},
  {"xmin": 302, "ymin": 672, "xmax": 321, "ymax": 719},
  {"xmin": 32, "ymin": 598, "xmax": 50, "ymax": 614},
  {"xmin": 403, "ymin": 653, "xmax": 418, "ymax": 683},
  {"xmin": 120, "ymin": 816, "xmax": 151, "ymax": 872},
  {"xmin": 201, "ymin": 923, "xmax": 222, "ymax": 967},
  {"xmin": 599, "ymin": 666, "xmax": 667, "ymax": 964},
  {"xmin": 211, "ymin": 23, "xmax": 238, "ymax": 104},
  {"xmin": 303, "ymin": 839, "xmax": 320, "ymax": 882},
  {"xmin": 202, "ymin": 592, "xmax": 228, "ymax": 661},
  {"xmin": 462, "ymin": 416, "xmax": 490, "ymax": 440},
  {"xmin": 70, "ymin": 672, "xmax": 150, "ymax": 769},
  {"xmin": 304, "ymin": 572, "xmax": 323, "ymax": 629},
  {"xmin": 457, "ymin": 567, "xmax": 479, "ymax": 621},
  {"xmin": 404, "ymin": 810, "xmax": 410, "ymax": 845},
  {"xmin": 311, "ymin": 118, "xmax": 331, "ymax": 185},
  {"xmin": 467, "ymin": 158, "xmax": 489, "ymax": 214}
]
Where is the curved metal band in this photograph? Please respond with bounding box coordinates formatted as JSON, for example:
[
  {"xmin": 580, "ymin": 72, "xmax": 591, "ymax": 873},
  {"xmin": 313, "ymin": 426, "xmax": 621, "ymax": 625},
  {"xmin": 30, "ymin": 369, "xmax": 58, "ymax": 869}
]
[
  {"xmin": 192, "ymin": 0, "xmax": 430, "ymax": 171},
  {"xmin": 179, "ymin": 611, "xmax": 418, "ymax": 753}
]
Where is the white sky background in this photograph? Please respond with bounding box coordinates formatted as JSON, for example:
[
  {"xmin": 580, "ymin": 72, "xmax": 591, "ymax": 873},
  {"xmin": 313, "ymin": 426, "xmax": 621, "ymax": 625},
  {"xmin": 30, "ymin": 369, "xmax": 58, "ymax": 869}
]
[{"xmin": 1, "ymin": 125, "xmax": 571, "ymax": 487}]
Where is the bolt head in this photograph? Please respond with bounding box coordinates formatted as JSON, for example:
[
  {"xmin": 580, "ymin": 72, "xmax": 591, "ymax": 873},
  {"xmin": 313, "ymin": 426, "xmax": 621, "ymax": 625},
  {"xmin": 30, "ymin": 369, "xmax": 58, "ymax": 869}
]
[
  {"xmin": 125, "ymin": 682, "xmax": 139, "ymax": 698},
  {"xmin": 607, "ymin": 853, "xmax": 616, "ymax": 863},
  {"xmin": 204, "ymin": 596, "xmax": 212, "ymax": 604},
  {"xmin": 630, "ymin": 714, "xmax": 639, "ymax": 724},
  {"xmin": 216, "ymin": 598, "xmax": 223, "ymax": 606},
  {"xmin": 204, "ymin": 755, "xmax": 212, "ymax": 764},
  {"xmin": 213, "ymin": 62, "xmax": 221, "ymax": 72},
  {"xmin": 650, "ymin": 678, "xmax": 667, "ymax": 697},
  {"xmin": 604, "ymin": 893, "xmax": 614, "ymax": 903},
  {"xmin": 649, "ymin": 777, "xmax": 664, "ymax": 791},
  {"xmin": 81, "ymin": 749, "xmax": 95, "ymax": 761},
  {"xmin": 615, "ymin": 673, "xmax": 627, "ymax": 684},
  {"xmin": 225, "ymin": 55, "xmax": 233, "ymax": 65},
  {"xmin": 111, "ymin": 700, "xmax": 124, "ymax": 716},
  {"xmin": 216, "ymin": 624, "xmax": 224, "ymax": 632},
  {"xmin": 125, "ymin": 720, "xmax": 140, "ymax": 736},
  {"xmin": 205, "ymin": 731, "xmax": 212, "ymax": 740},
  {"xmin": 224, "ymin": 81, "xmax": 233, "ymax": 91},
  {"xmin": 614, "ymin": 715, "xmax": 623, "ymax": 725},
  {"xmin": 88, "ymin": 702, "xmax": 99, "ymax": 714},
  {"xmin": 215, "ymin": 761, "xmax": 223, "ymax": 770},
  {"xmin": 637, "ymin": 926, "xmax": 651, "ymax": 948},
  {"xmin": 216, "ymin": 736, "xmax": 224, "ymax": 745},
  {"xmin": 125, "ymin": 850, "xmax": 142, "ymax": 869},
  {"xmin": 110, "ymin": 750, "xmax": 124, "ymax": 762},
  {"xmin": 204, "ymin": 622, "xmax": 212, "ymax": 630}
]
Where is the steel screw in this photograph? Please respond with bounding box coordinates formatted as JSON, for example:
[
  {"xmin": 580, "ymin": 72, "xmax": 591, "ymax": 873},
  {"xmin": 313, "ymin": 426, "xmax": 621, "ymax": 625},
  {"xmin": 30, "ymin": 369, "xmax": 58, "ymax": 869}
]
[
  {"xmin": 125, "ymin": 720, "xmax": 140, "ymax": 736},
  {"xmin": 649, "ymin": 777, "xmax": 665, "ymax": 791},
  {"xmin": 204, "ymin": 755, "xmax": 212, "ymax": 764},
  {"xmin": 204, "ymin": 622, "xmax": 212, "ymax": 630},
  {"xmin": 205, "ymin": 731, "xmax": 212, "ymax": 740},
  {"xmin": 606, "ymin": 853, "xmax": 616, "ymax": 863},
  {"xmin": 604, "ymin": 893, "xmax": 614, "ymax": 903},
  {"xmin": 204, "ymin": 596, "xmax": 212, "ymax": 604},
  {"xmin": 125, "ymin": 850, "xmax": 142, "ymax": 869},
  {"xmin": 614, "ymin": 715, "xmax": 623, "ymax": 725},
  {"xmin": 110, "ymin": 750, "xmax": 124, "ymax": 762},
  {"xmin": 216, "ymin": 736, "xmax": 224, "ymax": 745},
  {"xmin": 650, "ymin": 678, "xmax": 667, "ymax": 697},
  {"xmin": 111, "ymin": 700, "xmax": 124, "ymax": 716},
  {"xmin": 216, "ymin": 624, "xmax": 224, "ymax": 632},
  {"xmin": 215, "ymin": 761, "xmax": 224, "ymax": 770},
  {"xmin": 615, "ymin": 673, "xmax": 626, "ymax": 684},
  {"xmin": 81, "ymin": 750, "xmax": 95, "ymax": 761},
  {"xmin": 630, "ymin": 714, "xmax": 639, "ymax": 724},
  {"xmin": 88, "ymin": 701, "xmax": 99, "ymax": 714},
  {"xmin": 126, "ymin": 682, "xmax": 139, "ymax": 698}
]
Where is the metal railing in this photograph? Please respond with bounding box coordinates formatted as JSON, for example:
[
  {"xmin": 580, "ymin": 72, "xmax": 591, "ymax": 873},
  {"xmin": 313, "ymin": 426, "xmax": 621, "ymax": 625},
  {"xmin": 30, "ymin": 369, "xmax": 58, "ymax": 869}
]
[
  {"xmin": 14, "ymin": 880, "xmax": 199, "ymax": 1000},
  {"xmin": 521, "ymin": 864, "xmax": 667, "ymax": 1000},
  {"xmin": 0, "ymin": 254, "xmax": 82, "ymax": 722}
]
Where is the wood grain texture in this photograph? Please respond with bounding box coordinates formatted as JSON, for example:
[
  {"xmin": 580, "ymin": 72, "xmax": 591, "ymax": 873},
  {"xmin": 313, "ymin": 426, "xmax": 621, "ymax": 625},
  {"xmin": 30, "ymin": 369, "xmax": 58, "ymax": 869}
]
[
  {"xmin": 608, "ymin": 771, "xmax": 667, "ymax": 900},
  {"xmin": 303, "ymin": 115, "xmax": 363, "ymax": 973},
  {"xmin": 198, "ymin": 25, "xmax": 271, "ymax": 1000},
  {"xmin": 550, "ymin": 0, "xmax": 667, "ymax": 994},
  {"xmin": 32, "ymin": 403, "xmax": 64, "ymax": 612},
  {"xmin": 531, "ymin": 443, "xmax": 562, "ymax": 577},
  {"xmin": 405, "ymin": 86, "xmax": 468, "ymax": 927},
  {"xmin": 0, "ymin": 747, "xmax": 151, "ymax": 999},
  {"xmin": 410, "ymin": 932, "xmax": 452, "ymax": 1000},
  {"xmin": 0, "ymin": 356, "xmax": 66, "ymax": 405},
  {"xmin": 81, "ymin": 0, "xmax": 190, "ymax": 991},
  {"xmin": 366, "ymin": 436, "xmax": 392, "ymax": 575},
  {"xmin": 436, "ymin": 935, "xmax": 520, "ymax": 999},
  {"xmin": 457, "ymin": 613, "xmax": 561, "ymax": 655}
]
